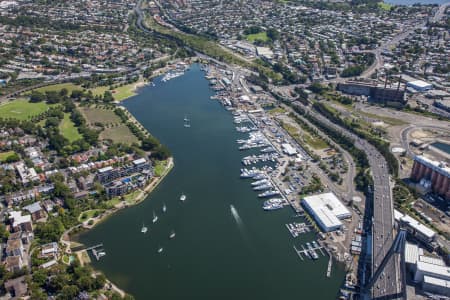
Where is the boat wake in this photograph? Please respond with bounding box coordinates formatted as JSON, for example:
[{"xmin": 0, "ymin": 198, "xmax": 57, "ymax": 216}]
[
  {"xmin": 230, "ymin": 205, "xmax": 254, "ymax": 251},
  {"xmin": 230, "ymin": 204, "xmax": 243, "ymax": 227}
]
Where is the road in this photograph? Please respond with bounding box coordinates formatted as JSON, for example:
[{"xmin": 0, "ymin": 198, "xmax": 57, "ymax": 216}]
[
  {"xmin": 400, "ymin": 125, "xmax": 450, "ymax": 158},
  {"xmin": 281, "ymin": 100, "xmax": 398, "ymax": 298},
  {"xmin": 361, "ymin": 2, "xmax": 449, "ymax": 79}
]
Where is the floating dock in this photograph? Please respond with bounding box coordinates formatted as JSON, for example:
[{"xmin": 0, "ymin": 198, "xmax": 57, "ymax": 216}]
[
  {"xmin": 285, "ymin": 222, "xmax": 311, "ymax": 238},
  {"xmin": 86, "ymin": 243, "xmax": 105, "ymax": 261},
  {"xmin": 292, "ymin": 241, "xmax": 326, "ymax": 261}
]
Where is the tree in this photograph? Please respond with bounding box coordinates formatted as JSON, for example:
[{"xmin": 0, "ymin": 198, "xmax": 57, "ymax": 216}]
[
  {"xmin": 5, "ymin": 153, "xmax": 20, "ymax": 163},
  {"xmin": 58, "ymin": 285, "xmax": 79, "ymax": 300},
  {"xmin": 267, "ymin": 28, "xmax": 280, "ymax": 41},
  {"xmin": 103, "ymin": 91, "xmax": 114, "ymax": 102},
  {"xmin": 30, "ymin": 91, "xmax": 45, "ymax": 103}
]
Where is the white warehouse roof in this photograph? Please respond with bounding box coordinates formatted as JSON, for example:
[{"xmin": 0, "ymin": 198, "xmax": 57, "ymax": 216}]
[
  {"xmin": 281, "ymin": 143, "xmax": 297, "ymax": 156},
  {"xmin": 417, "ymin": 261, "xmax": 450, "ymax": 281},
  {"xmin": 302, "ymin": 192, "xmax": 351, "ymax": 232},
  {"xmin": 304, "ymin": 192, "xmax": 351, "ymax": 219},
  {"xmin": 407, "ymin": 80, "xmax": 432, "ymax": 88}
]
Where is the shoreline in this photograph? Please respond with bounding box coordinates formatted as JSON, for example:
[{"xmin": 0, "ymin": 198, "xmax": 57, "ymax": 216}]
[{"xmin": 60, "ymin": 74, "xmax": 175, "ymax": 298}]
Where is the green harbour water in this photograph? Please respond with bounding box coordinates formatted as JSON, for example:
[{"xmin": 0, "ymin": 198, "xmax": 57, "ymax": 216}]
[{"xmin": 77, "ymin": 64, "xmax": 345, "ymax": 300}]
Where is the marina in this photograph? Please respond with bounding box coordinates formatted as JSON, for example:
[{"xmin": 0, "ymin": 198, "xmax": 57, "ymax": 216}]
[
  {"xmin": 77, "ymin": 64, "xmax": 345, "ymax": 300},
  {"xmin": 285, "ymin": 222, "xmax": 312, "ymax": 237},
  {"xmin": 293, "ymin": 241, "xmax": 326, "ymax": 261}
]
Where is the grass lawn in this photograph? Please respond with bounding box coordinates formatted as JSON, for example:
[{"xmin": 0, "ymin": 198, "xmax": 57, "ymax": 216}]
[
  {"xmin": 111, "ymin": 82, "xmax": 141, "ymax": 101},
  {"xmin": 378, "ymin": 2, "xmax": 393, "ymax": 10},
  {"xmin": 154, "ymin": 160, "xmax": 168, "ymax": 177},
  {"xmin": 89, "ymin": 86, "xmax": 110, "ymax": 97},
  {"xmin": 105, "ymin": 197, "xmax": 121, "ymax": 208},
  {"xmin": 29, "ymin": 83, "xmax": 81, "ymax": 94},
  {"xmin": 79, "ymin": 106, "xmax": 121, "ymax": 125},
  {"xmin": 59, "ymin": 113, "xmax": 82, "ymax": 142},
  {"xmin": 100, "ymin": 124, "xmax": 139, "ymax": 145},
  {"xmin": 267, "ymin": 107, "xmax": 286, "ymax": 115},
  {"xmin": 124, "ymin": 190, "xmax": 142, "ymax": 205},
  {"xmin": 246, "ymin": 32, "xmax": 269, "ymax": 42},
  {"xmin": 359, "ymin": 111, "xmax": 407, "ymax": 126},
  {"xmin": 0, "ymin": 151, "xmax": 16, "ymax": 162},
  {"xmin": 79, "ymin": 209, "xmax": 104, "ymax": 222},
  {"xmin": 304, "ymin": 134, "xmax": 328, "ymax": 150},
  {"xmin": 0, "ymin": 98, "xmax": 53, "ymax": 120}
]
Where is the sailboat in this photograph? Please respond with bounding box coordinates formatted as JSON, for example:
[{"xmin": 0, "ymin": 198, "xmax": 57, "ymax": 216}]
[
  {"xmin": 169, "ymin": 230, "xmax": 176, "ymax": 239},
  {"xmin": 152, "ymin": 211, "xmax": 158, "ymax": 223},
  {"xmin": 184, "ymin": 115, "xmax": 191, "ymax": 128},
  {"xmin": 180, "ymin": 193, "xmax": 186, "ymax": 201},
  {"xmin": 162, "ymin": 203, "xmax": 167, "ymax": 213},
  {"xmin": 141, "ymin": 223, "xmax": 148, "ymax": 234}
]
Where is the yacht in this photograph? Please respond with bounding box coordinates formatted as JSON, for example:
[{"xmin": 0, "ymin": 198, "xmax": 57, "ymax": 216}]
[
  {"xmin": 258, "ymin": 190, "xmax": 280, "ymax": 198},
  {"xmin": 184, "ymin": 116, "xmax": 191, "ymax": 128},
  {"xmin": 310, "ymin": 249, "xmax": 319, "ymax": 260},
  {"xmin": 141, "ymin": 223, "xmax": 148, "ymax": 234},
  {"xmin": 152, "ymin": 211, "xmax": 158, "ymax": 223},
  {"xmin": 169, "ymin": 230, "xmax": 176, "ymax": 239},
  {"xmin": 263, "ymin": 203, "xmax": 283, "ymax": 211},
  {"xmin": 251, "ymin": 179, "xmax": 268, "ymax": 186},
  {"xmin": 253, "ymin": 183, "xmax": 273, "ymax": 191},
  {"xmin": 180, "ymin": 193, "xmax": 186, "ymax": 201}
]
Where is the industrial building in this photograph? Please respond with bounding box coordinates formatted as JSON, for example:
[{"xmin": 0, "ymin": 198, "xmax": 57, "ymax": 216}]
[
  {"xmin": 302, "ymin": 192, "xmax": 351, "ymax": 232},
  {"xmin": 434, "ymin": 99, "xmax": 450, "ymax": 113},
  {"xmin": 405, "ymin": 242, "xmax": 450, "ymax": 297},
  {"xmin": 337, "ymin": 81, "xmax": 406, "ymax": 107},
  {"xmin": 394, "ymin": 210, "xmax": 436, "ymax": 244},
  {"xmin": 410, "ymin": 155, "xmax": 450, "ymax": 201},
  {"xmin": 407, "ymin": 80, "xmax": 433, "ymax": 92}
]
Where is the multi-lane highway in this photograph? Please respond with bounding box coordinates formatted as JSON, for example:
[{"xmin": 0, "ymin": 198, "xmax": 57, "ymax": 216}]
[{"xmin": 284, "ymin": 101, "xmax": 398, "ymax": 298}]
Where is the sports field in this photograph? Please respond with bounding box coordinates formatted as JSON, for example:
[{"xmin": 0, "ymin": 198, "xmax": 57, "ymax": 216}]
[
  {"xmin": 0, "ymin": 98, "xmax": 53, "ymax": 120},
  {"xmin": 59, "ymin": 113, "xmax": 82, "ymax": 142}
]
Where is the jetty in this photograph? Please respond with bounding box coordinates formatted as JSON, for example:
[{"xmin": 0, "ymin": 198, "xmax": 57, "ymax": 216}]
[
  {"xmin": 85, "ymin": 243, "xmax": 105, "ymax": 261},
  {"xmin": 292, "ymin": 241, "xmax": 326, "ymax": 261}
]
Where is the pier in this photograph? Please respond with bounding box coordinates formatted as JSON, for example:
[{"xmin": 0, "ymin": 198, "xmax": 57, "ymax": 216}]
[
  {"xmin": 285, "ymin": 222, "xmax": 311, "ymax": 238},
  {"xmin": 86, "ymin": 243, "xmax": 105, "ymax": 261},
  {"xmin": 292, "ymin": 242, "xmax": 326, "ymax": 261}
]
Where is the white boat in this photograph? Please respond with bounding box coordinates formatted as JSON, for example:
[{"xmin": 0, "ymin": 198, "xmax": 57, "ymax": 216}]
[
  {"xmin": 184, "ymin": 116, "xmax": 191, "ymax": 128},
  {"xmin": 152, "ymin": 211, "xmax": 158, "ymax": 223},
  {"xmin": 162, "ymin": 203, "xmax": 167, "ymax": 213},
  {"xmin": 169, "ymin": 230, "xmax": 176, "ymax": 239},
  {"xmin": 157, "ymin": 247, "xmax": 164, "ymax": 253},
  {"xmin": 180, "ymin": 193, "xmax": 186, "ymax": 201},
  {"xmin": 141, "ymin": 223, "xmax": 148, "ymax": 234},
  {"xmin": 97, "ymin": 252, "xmax": 106, "ymax": 258}
]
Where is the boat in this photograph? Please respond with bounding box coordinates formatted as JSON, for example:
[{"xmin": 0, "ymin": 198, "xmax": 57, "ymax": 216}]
[
  {"xmin": 258, "ymin": 190, "xmax": 280, "ymax": 198},
  {"xmin": 253, "ymin": 183, "xmax": 273, "ymax": 191},
  {"xmin": 162, "ymin": 203, "xmax": 167, "ymax": 213},
  {"xmin": 263, "ymin": 203, "xmax": 283, "ymax": 211},
  {"xmin": 141, "ymin": 223, "xmax": 148, "ymax": 234},
  {"xmin": 310, "ymin": 250, "xmax": 319, "ymax": 260},
  {"xmin": 169, "ymin": 230, "xmax": 176, "ymax": 239},
  {"xmin": 152, "ymin": 211, "xmax": 158, "ymax": 223},
  {"xmin": 251, "ymin": 179, "xmax": 268, "ymax": 186},
  {"xmin": 97, "ymin": 252, "xmax": 106, "ymax": 258},
  {"xmin": 306, "ymin": 242, "xmax": 312, "ymax": 250},
  {"xmin": 184, "ymin": 116, "xmax": 191, "ymax": 128},
  {"xmin": 312, "ymin": 241, "xmax": 319, "ymax": 248},
  {"xmin": 180, "ymin": 193, "xmax": 186, "ymax": 201},
  {"xmin": 157, "ymin": 247, "xmax": 164, "ymax": 253}
]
